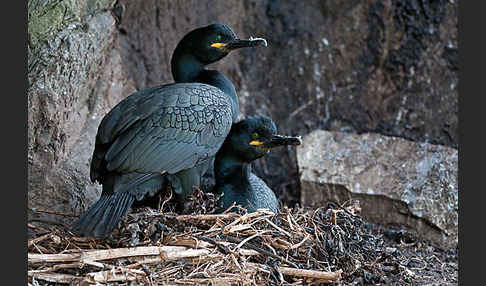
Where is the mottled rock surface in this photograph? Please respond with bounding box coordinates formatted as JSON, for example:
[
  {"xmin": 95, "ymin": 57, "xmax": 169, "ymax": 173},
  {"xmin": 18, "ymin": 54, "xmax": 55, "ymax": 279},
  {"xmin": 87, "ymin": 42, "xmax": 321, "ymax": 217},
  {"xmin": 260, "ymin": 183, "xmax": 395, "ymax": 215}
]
[
  {"xmin": 28, "ymin": 0, "xmax": 458, "ymax": 234},
  {"xmin": 297, "ymin": 130, "xmax": 458, "ymax": 249},
  {"xmin": 28, "ymin": 0, "xmax": 137, "ymax": 228}
]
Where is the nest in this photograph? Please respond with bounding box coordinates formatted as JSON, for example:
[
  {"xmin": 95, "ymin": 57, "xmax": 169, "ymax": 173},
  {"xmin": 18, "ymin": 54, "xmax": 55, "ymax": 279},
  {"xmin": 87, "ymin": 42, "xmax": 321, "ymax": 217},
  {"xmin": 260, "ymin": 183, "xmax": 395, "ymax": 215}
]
[{"xmin": 28, "ymin": 190, "xmax": 457, "ymax": 285}]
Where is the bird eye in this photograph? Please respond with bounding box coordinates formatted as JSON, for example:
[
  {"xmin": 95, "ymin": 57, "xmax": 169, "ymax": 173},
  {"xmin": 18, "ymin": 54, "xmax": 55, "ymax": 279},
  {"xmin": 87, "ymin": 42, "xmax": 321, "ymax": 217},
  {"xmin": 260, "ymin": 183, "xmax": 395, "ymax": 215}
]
[
  {"xmin": 215, "ymin": 35, "xmax": 222, "ymax": 42},
  {"xmin": 251, "ymin": 132, "xmax": 259, "ymax": 140}
]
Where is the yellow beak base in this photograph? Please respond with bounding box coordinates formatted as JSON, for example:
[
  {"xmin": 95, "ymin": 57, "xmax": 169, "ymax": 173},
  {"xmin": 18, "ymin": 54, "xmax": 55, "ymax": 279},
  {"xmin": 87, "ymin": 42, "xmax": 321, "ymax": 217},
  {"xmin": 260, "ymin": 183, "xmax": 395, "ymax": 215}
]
[
  {"xmin": 249, "ymin": 140, "xmax": 264, "ymax": 146},
  {"xmin": 210, "ymin": 42, "xmax": 227, "ymax": 49}
]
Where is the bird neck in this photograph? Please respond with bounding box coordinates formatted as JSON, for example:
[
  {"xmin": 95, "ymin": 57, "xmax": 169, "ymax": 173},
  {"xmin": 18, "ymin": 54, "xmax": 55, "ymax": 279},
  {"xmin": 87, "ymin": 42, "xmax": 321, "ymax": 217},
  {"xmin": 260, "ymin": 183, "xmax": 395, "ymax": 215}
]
[
  {"xmin": 171, "ymin": 52, "xmax": 205, "ymax": 83},
  {"xmin": 214, "ymin": 154, "xmax": 251, "ymax": 185}
]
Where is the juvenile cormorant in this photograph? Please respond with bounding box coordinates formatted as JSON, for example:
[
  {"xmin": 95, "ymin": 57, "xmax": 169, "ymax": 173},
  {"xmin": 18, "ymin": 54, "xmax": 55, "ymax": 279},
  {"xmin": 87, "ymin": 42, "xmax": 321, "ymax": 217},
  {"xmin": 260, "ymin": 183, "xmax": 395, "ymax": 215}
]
[
  {"xmin": 214, "ymin": 115, "xmax": 302, "ymax": 214},
  {"xmin": 71, "ymin": 24, "xmax": 267, "ymax": 238}
]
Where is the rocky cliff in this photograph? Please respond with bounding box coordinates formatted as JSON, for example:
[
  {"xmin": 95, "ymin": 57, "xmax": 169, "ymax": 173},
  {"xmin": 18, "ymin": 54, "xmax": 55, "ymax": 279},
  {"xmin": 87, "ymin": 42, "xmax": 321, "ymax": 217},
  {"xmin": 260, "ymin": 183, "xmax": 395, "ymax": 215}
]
[{"xmin": 28, "ymin": 0, "xmax": 458, "ymax": 247}]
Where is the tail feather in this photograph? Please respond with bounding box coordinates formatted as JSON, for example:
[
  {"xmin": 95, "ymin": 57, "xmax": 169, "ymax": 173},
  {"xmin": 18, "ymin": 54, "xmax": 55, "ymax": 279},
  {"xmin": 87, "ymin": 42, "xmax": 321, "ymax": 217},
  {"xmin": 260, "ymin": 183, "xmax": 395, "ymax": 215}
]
[
  {"xmin": 71, "ymin": 192, "xmax": 135, "ymax": 238},
  {"xmin": 101, "ymin": 193, "xmax": 133, "ymax": 236}
]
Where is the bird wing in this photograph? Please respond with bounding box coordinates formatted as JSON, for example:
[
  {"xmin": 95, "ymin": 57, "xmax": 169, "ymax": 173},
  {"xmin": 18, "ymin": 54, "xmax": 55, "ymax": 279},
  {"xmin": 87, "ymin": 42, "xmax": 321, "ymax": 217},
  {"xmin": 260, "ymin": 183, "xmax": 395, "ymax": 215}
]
[{"xmin": 90, "ymin": 83, "xmax": 233, "ymax": 183}]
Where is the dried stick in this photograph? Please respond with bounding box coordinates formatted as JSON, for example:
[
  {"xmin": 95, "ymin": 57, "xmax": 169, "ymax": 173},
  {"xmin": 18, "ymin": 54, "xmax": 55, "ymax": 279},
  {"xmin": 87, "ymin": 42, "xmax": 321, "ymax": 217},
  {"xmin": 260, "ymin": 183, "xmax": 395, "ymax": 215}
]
[
  {"xmin": 221, "ymin": 202, "xmax": 237, "ymax": 214},
  {"xmin": 235, "ymin": 231, "xmax": 269, "ymax": 250},
  {"xmin": 224, "ymin": 223, "xmax": 253, "ymax": 233},
  {"xmin": 173, "ymin": 213, "xmax": 239, "ymax": 222},
  {"xmin": 278, "ymin": 267, "xmax": 342, "ymax": 282},
  {"xmin": 28, "ymin": 233, "xmax": 53, "ymax": 248},
  {"xmin": 289, "ymin": 233, "xmax": 312, "ymax": 250},
  {"xmin": 222, "ymin": 235, "xmax": 298, "ymax": 268},
  {"xmin": 29, "ymin": 207, "xmax": 79, "ymax": 217},
  {"xmin": 265, "ymin": 218, "xmax": 292, "ymax": 238},
  {"xmin": 223, "ymin": 211, "xmax": 270, "ymax": 231},
  {"xmin": 85, "ymin": 268, "xmax": 147, "ymax": 283},
  {"xmin": 28, "ymin": 245, "xmax": 211, "ymax": 264},
  {"xmin": 28, "ymin": 272, "xmax": 80, "ymax": 284}
]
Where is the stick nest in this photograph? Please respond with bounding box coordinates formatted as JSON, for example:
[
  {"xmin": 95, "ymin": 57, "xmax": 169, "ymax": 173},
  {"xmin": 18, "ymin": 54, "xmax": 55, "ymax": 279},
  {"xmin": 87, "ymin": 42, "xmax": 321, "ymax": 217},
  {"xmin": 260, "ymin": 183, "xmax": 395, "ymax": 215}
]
[{"xmin": 28, "ymin": 190, "xmax": 457, "ymax": 285}]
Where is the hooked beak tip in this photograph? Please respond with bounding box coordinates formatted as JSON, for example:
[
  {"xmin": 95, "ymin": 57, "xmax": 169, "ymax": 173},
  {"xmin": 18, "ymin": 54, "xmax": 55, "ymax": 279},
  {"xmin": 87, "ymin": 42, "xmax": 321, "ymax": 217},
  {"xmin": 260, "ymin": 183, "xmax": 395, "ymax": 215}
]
[{"xmin": 249, "ymin": 36, "xmax": 268, "ymax": 47}]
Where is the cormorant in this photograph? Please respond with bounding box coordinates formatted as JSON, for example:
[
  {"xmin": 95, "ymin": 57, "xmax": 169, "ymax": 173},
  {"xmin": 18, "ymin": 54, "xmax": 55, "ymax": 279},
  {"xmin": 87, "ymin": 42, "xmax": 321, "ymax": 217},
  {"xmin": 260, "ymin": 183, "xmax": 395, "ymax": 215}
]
[
  {"xmin": 214, "ymin": 115, "xmax": 302, "ymax": 214},
  {"xmin": 71, "ymin": 24, "xmax": 267, "ymax": 238}
]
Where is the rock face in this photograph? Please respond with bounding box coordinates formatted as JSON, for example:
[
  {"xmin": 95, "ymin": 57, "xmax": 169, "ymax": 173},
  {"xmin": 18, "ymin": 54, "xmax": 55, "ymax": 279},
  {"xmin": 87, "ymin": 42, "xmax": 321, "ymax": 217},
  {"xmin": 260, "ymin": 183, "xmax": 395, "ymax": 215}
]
[
  {"xmin": 234, "ymin": 0, "xmax": 458, "ymax": 206},
  {"xmin": 28, "ymin": 0, "xmax": 458, "ymax": 237},
  {"xmin": 28, "ymin": 0, "xmax": 137, "ymax": 229},
  {"xmin": 297, "ymin": 130, "xmax": 458, "ymax": 249}
]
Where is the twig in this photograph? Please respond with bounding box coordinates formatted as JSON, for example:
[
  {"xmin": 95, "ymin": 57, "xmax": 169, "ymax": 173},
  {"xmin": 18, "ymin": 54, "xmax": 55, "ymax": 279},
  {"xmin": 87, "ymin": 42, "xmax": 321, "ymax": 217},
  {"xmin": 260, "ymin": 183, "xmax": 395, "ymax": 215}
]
[
  {"xmin": 29, "ymin": 245, "xmax": 212, "ymax": 264},
  {"xmin": 277, "ymin": 267, "xmax": 342, "ymax": 282},
  {"xmin": 168, "ymin": 235, "xmax": 260, "ymax": 257},
  {"xmin": 265, "ymin": 218, "xmax": 292, "ymax": 238},
  {"xmin": 196, "ymin": 236, "xmax": 231, "ymax": 255},
  {"xmin": 223, "ymin": 210, "xmax": 273, "ymax": 232},
  {"xmin": 286, "ymin": 213, "xmax": 296, "ymax": 231},
  {"xmin": 27, "ymin": 223, "xmax": 49, "ymax": 234},
  {"xmin": 85, "ymin": 268, "xmax": 147, "ymax": 283},
  {"xmin": 224, "ymin": 223, "xmax": 253, "ymax": 233},
  {"xmin": 28, "ymin": 233, "xmax": 53, "ymax": 248},
  {"xmin": 158, "ymin": 186, "xmax": 172, "ymax": 212},
  {"xmin": 28, "ymin": 272, "xmax": 80, "ymax": 284},
  {"xmin": 27, "ymin": 218, "xmax": 67, "ymax": 228},
  {"xmin": 52, "ymin": 262, "xmax": 83, "ymax": 271},
  {"xmin": 289, "ymin": 233, "xmax": 312, "ymax": 250},
  {"xmin": 126, "ymin": 257, "xmax": 164, "ymax": 268},
  {"xmin": 221, "ymin": 202, "xmax": 237, "ymax": 214},
  {"xmin": 29, "ymin": 207, "xmax": 79, "ymax": 217},
  {"xmin": 222, "ymin": 235, "xmax": 299, "ymax": 268},
  {"xmin": 235, "ymin": 231, "xmax": 269, "ymax": 250},
  {"xmin": 173, "ymin": 213, "xmax": 239, "ymax": 222}
]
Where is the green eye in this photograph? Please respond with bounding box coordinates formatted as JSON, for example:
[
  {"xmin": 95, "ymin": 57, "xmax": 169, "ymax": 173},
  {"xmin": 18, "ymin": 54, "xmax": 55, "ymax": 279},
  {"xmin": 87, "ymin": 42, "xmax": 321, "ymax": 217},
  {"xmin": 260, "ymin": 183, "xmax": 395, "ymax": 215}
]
[
  {"xmin": 215, "ymin": 35, "xmax": 222, "ymax": 41},
  {"xmin": 251, "ymin": 132, "xmax": 259, "ymax": 140}
]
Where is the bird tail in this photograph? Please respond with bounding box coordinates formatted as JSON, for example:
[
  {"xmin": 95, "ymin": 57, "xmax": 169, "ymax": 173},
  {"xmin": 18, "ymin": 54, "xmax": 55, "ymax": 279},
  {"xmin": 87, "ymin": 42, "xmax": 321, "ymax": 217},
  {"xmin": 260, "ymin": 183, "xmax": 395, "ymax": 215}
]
[{"xmin": 71, "ymin": 191, "xmax": 135, "ymax": 238}]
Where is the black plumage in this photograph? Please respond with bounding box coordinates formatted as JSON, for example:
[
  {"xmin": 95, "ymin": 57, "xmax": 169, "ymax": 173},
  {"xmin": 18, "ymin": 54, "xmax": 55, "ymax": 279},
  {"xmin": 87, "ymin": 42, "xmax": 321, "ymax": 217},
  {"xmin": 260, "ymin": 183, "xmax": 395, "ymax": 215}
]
[
  {"xmin": 214, "ymin": 115, "xmax": 302, "ymax": 214},
  {"xmin": 71, "ymin": 24, "xmax": 267, "ymax": 238}
]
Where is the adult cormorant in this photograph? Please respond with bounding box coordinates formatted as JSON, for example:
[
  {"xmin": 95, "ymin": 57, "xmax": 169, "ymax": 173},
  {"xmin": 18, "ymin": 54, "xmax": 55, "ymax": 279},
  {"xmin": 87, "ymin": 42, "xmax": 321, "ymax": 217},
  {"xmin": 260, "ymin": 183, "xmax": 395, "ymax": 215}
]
[
  {"xmin": 214, "ymin": 115, "xmax": 302, "ymax": 214},
  {"xmin": 71, "ymin": 24, "xmax": 267, "ymax": 238}
]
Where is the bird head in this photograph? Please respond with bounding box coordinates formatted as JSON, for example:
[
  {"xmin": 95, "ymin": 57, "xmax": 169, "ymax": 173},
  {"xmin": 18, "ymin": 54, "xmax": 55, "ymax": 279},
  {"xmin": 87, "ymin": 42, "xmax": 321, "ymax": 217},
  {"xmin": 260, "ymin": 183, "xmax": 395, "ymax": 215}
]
[
  {"xmin": 227, "ymin": 115, "xmax": 302, "ymax": 162},
  {"xmin": 175, "ymin": 23, "xmax": 267, "ymax": 65}
]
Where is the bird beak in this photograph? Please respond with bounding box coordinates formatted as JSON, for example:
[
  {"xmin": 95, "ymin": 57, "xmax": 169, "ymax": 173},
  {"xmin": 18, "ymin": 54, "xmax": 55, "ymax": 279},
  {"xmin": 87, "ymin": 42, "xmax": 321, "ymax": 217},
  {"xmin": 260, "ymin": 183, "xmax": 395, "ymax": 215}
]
[
  {"xmin": 250, "ymin": 135, "xmax": 302, "ymax": 149},
  {"xmin": 211, "ymin": 37, "xmax": 268, "ymax": 52}
]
